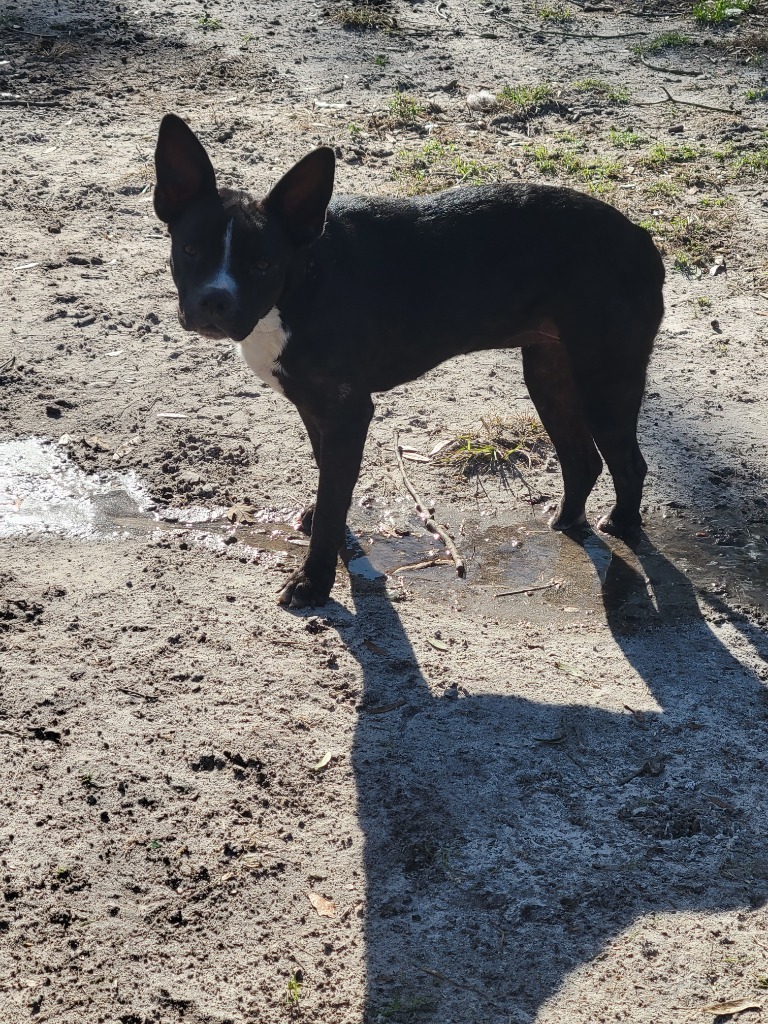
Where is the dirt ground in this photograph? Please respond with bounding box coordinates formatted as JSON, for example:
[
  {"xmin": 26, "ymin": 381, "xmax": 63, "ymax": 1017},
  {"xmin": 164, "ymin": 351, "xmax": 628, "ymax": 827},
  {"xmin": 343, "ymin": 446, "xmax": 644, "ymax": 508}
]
[{"xmin": 2, "ymin": 0, "xmax": 768, "ymax": 1021}]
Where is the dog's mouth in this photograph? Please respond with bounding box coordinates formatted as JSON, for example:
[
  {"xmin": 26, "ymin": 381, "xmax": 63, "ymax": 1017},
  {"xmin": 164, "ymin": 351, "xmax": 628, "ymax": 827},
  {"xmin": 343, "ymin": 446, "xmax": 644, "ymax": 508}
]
[
  {"xmin": 178, "ymin": 309, "xmax": 238, "ymax": 342},
  {"xmin": 194, "ymin": 324, "xmax": 228, "ymax": 341},
  {"xmin": 178, "ymin": 304, "xmax": 262, "ymax": 344}
]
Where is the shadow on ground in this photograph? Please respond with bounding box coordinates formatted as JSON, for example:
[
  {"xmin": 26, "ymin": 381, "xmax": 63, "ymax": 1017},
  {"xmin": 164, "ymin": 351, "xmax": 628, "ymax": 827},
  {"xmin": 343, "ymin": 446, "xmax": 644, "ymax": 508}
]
[{"xmin": 333, "ymin": 530, "xmax": 768, "ymax": 1022}]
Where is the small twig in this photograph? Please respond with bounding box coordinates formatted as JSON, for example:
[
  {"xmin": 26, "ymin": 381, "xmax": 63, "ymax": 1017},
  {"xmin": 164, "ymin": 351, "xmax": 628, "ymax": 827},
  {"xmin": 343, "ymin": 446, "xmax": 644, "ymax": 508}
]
[
  {"xmin": 415, "ymin": 965, "xmax": 504, "ymax": 1009},
  {"xmin": 394, "ymin": 433, "xmax": 465, "ymax": 578},
  {"xmin": 495, "ymin": 579, "xmax": 560, "ymax": 598},
  {"xmin": 640, "ymin": 54, "xmax": 701, "ymax": 77},
  {"xmin": 494, "ymin": 12, "xmax": 647, "ymax": 39},
  {"xmin": 4, "ymin": 27, "xmax": 60, "ymax": 39},
  {"xmin": 117, "ymin": 687, "xmax": 160, "ymax": 702},
  {"xmin": 634, "ymin": 86, "xmax": 738, "ymax": 114},
  {"xmin": 0, "ymin": 354, "xmax": 16, "ymax": 374},
  {"xmin": 388, "ymin": 557, "xmax": 454, "ymax": 574},
  {"xmin": 0, "ymin": 98, "xmax": 61, "ymax": 107}
]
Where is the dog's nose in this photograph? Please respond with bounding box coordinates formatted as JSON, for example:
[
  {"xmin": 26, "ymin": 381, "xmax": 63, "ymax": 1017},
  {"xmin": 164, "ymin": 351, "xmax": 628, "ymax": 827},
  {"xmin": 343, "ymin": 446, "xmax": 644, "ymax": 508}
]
[{"xmin": 199, "ymin": 286, "xmax": 235, "ymax": 318}]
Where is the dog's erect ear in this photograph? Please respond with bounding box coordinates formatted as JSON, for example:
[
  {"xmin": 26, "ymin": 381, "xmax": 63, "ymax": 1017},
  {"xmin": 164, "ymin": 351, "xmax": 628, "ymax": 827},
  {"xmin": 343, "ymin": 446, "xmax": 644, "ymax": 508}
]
[
  {"xmin": 263, "ymin": 147, "xmax": 336, "ymax": 246},
  {"xmin": 154, "ymin": 114, "xmax": 217, "ymax": 224}
]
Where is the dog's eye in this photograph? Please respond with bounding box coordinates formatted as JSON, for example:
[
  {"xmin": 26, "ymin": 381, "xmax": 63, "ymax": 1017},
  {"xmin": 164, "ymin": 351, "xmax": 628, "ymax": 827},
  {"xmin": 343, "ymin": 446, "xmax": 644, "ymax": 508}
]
[
  {"xmin": 184, "ymin": 244, "xmax": 198, "ymax": 257},
  {"xmin": 255, "ymin": 260, "xmax": 270, "ymax": 272}
]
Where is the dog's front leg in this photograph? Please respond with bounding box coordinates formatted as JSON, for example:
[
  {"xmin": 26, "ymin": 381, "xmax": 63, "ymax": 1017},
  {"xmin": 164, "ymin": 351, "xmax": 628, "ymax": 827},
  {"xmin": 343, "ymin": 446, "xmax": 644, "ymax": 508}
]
[{"xmin": 277, "ymin": 399, "xmax": 374, "ymax": 608}]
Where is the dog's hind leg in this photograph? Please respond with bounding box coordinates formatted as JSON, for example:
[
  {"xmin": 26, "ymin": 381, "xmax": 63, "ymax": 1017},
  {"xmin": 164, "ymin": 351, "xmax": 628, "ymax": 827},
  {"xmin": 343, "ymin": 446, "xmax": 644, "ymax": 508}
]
[
  {"xmin": 521, "ymin": 342, "xmax": 603, "ymax": 531},
  {"xmin": 566, "ymin": 325, "xmax": 653, "ymax": 538}
]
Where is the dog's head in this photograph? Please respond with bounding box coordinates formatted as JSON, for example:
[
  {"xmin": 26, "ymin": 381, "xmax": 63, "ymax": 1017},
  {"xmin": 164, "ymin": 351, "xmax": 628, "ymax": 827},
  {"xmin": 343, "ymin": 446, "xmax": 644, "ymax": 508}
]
[{"xmin": 154, "ymin": 114, "xmax": 335, "ymax": 341}]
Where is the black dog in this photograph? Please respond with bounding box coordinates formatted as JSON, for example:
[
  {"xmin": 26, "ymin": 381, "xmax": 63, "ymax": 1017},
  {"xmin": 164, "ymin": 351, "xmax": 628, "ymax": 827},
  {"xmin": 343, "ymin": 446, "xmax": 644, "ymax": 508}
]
[{"xmin": 154, "ymin": 114, "xmax": 664, "ymax": 608}]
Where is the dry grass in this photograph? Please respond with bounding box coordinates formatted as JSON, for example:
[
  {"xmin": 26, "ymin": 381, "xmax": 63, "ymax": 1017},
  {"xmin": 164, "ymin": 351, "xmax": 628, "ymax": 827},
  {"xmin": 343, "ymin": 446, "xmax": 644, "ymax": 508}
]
[{"xmin": 438, "ymin": 414, "xmax": 550, "ymax": 479}]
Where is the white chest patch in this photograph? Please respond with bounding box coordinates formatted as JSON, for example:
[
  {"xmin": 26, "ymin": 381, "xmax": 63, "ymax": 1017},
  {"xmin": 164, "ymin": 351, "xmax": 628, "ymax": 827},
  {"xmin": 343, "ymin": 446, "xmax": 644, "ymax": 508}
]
[{"xmin": 238, "ymin": 308, "xmax": 288, "ymax": 395}]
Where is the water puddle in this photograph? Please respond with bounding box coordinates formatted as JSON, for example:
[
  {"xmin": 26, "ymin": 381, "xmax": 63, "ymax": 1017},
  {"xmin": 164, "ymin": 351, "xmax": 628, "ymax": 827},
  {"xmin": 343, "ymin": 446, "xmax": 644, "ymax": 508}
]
[{"xmin": 2, "ymin": 438, "xmax": 767, "ymax": 628}]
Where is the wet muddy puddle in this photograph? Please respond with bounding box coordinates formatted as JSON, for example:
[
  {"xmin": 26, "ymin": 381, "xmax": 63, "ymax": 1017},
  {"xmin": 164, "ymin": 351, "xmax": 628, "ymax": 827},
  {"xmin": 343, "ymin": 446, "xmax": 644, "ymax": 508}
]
[{"xmin": 2, "ymin": 438, "xmax": 766, "ymax": 627}]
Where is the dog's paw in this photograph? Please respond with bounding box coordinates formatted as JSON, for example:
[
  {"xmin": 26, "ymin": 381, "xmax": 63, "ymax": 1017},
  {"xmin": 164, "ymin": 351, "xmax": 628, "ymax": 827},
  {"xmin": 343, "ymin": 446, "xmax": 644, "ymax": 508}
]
[
  {"xmin": 294, "ymin": 504, "xmax": 315, "ymax": 536},
  {"xmin": 597, "ymin": 509, "xmax": 641, "ymax": 538},
  {"xmin": 277, "ymin": 567, "xmax": 332, "ymax": 609},
  {"xmin": 548, "ymin": 506, "xmax": 587, "ymax": 532}
]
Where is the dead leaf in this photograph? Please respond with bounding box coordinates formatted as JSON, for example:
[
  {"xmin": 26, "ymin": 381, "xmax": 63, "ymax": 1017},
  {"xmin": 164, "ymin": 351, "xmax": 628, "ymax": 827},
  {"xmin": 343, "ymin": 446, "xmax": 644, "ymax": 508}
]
[
  {"xmin": 429, "ymin": 439, "xmax": 454, "ymax": 458},
  {"xmin": 399, "ymin": 445, "xmax": 430, "ymax": 462},
  {"xmin": 308, "ymin": 892, "xmax": 336, "ymax": 917},
  {"xmin": 311, "ymin": 751, "xmax": 333, "ymax": 772},
  {"xmin": 427, "ymin": 637, "xmax": 449, "ymax": 651},
  {"xmin": 552, "ymin": 660, "xmax": 586, "ymax": 679},
  {"xmin": 226, "ymin": 504, "xmax": 258, "ymax": 525},
  {"xmin": 363, "ymin": 638, "xmax": 388, "ymax": 656},
  {"xmin": 699, "ymin": 998, "xmax": 761, "ymax": 1015}
]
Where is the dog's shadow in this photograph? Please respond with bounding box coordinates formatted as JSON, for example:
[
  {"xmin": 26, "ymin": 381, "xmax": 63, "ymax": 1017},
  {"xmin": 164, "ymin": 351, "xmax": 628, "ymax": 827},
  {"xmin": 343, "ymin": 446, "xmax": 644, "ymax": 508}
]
[{"xmin": 332, "ymin": 529, "xmax": 768, "ymax": 1021}]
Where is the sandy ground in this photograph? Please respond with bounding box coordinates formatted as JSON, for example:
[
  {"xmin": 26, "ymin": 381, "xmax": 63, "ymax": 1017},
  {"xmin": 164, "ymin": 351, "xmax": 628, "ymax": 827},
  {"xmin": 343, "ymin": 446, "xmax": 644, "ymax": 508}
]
[{"xmin": 2, "ymin": 0, "xmax": 768, "ymax": 1021}]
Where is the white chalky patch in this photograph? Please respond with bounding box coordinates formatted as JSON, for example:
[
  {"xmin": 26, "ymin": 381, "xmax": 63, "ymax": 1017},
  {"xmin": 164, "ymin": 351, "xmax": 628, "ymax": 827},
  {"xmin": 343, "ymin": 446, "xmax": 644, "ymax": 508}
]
[
  {"xmin": 205, "ymin": 218, "xmax": 237, "ymax": 296},
  {"xmin": 239, "ymin": 308, "xmax": 288, "ymax": 395}
]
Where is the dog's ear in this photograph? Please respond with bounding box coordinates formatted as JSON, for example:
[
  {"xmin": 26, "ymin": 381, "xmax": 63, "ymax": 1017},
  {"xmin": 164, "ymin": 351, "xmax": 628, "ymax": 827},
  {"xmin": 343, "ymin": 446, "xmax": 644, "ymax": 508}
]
[
  {"xmin": 263, "ymin": 147, "xmax": 336, "ymax": 246},
  {"xmin": 154, "ymin": 114, "xmax": 217, "ymax": 224}
]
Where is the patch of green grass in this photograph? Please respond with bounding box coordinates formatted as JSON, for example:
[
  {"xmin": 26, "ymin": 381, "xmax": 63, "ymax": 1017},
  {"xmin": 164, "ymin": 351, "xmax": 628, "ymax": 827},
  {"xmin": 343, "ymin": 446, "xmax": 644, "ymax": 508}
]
[
  {"xmin": 497, "ymin": 82, "xmax": 556, "ymax": 116},
  {"xmin": 734, "ymin": 146, "xmax": 768, "ymax": 171},
  {"xmin": 572, "ymin": 78, "xmax": 630, "ymax": 103},
  {"xmin": 525, "ymin": 143, "xmax": 621, "ymax": 190},
  {"xmin": 373, "ymin": 53, "xmax": 389, "ymax": 66},
  {"xmin": 608, "ymin": 127, "xmax": 646, "ymax": 149},
  {"xmin": 746, "ymin": 87, "xmax": 768, "ymax": 102},
  {"xmin": 196, "ymin": 10, "xmax": 223, "ymax": 30},
  {"xmin": 395, "ymin": 139, "xmax": 500, "ymax": 193},
  {"xmin": 348, "ymin": 121, "xmax": 365, "ymax": 143},
  {"xmin": 285, "ymin": 971, "xmax": 303, "ymax": 1008},
  {"xmin": 641, "ymin": 141, "xmax": 699, "ymax": 166},
  {"xmin": 673, "ymin": 252, "xmax": 697, "ymax": 275},
  {"xmin": 439, "ymin": 414, "xmax": 549, "ymax": 479},
  {"xmin": 644, "ymin": 179, "xmax": 682, "ymax": 199},
  {"xmin": 334, "ymin": 4, "xmax": 393, "ymax": 30},
  {"xmin": 688, "ymin": 294, "xmax": 719, "ymax": 319},
  {"xmin": 698, "ymin": 194, "xmax": 731, "ymax": 207},
  {"xmin": 640, "ymin": 31, "xmax": 693, "ymax": 52},
  {"xmin": 715, "ymin": 136, "xmax": 768, "ymax": 173},
  {"xmin": 638, "ymin": 212, "xmax": 721, "ymax": 268},
  {"xmin": 693, "ymin": 0, "xmax": 751, "ymax": 25},
  {"xmin": 538, "ymin": 2, "xmax": 572, "ymax": 22},
  {"xmin": 451, "ymin": 152, "xmax": 501, "ymax": 183},
  {"xmin": 386, "ymin": 92, "xmax": 424, "ymax": 126},
  {"xmin": 528, "ymin": 143, "xmax": 559, "ymax": 174}
]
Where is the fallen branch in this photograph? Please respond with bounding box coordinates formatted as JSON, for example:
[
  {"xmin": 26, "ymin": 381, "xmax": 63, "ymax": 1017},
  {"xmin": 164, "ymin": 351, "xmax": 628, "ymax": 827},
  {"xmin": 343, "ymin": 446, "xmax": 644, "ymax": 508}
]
[
  {"xmin": 640, "ymin": 54, "xmax": 702, "ymax": 76},
  {"xmin": 388, "ymin": 557, "xmax": 454, "ymax": 574},
  {"xmin": 495, "ymin": 12, "xmax": 647, "ymax": 39},
  {"xmin": 634, "ymin": 85, "xmax": 738, "ymax": 114},
  {"xmin": 394, "ymin": 433, "xmax": 465, "ymax": 578},
  {"xmin": 0, "ymin": 98, "xmax": 61, "ymax": 107},
  {"xmin": 415, "ymin": 965, "xmax": 505, "ymax": 1009},
  {"xmin": 495, "ymin": 579, "xmax": 560, "ymax": 598}
]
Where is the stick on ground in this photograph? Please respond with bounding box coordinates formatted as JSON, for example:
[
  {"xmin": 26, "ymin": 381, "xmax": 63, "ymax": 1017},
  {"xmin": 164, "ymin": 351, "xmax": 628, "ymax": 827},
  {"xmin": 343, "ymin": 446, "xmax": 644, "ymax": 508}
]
[{"xmin": 394, "ymin": 433, "xmax": 466, "ymax": 578}]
